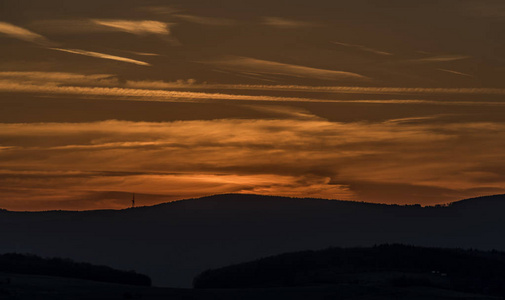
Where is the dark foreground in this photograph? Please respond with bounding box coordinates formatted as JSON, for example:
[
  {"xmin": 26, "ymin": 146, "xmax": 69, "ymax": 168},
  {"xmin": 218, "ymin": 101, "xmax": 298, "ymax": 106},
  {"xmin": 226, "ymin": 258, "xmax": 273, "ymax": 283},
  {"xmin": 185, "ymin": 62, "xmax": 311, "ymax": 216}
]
[
  {"xmin": 2, "ymin": 194, "xmax": 505, "ymax": 287},
  {"xmin": 0, "ymin": 272, "xmax": 500, "ymax": 300}
]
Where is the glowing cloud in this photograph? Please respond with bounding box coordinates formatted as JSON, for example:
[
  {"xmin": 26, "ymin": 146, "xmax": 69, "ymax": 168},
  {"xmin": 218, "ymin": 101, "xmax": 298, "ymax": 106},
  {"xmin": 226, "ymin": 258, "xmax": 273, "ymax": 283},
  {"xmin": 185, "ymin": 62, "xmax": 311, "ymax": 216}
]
[
  {"xmin": 51, "ymin": 48, "xmax": 151, "ymax": 66},
  {"xmin": 0, "ymin": 71, "xmax": 119, "ymax": 86},
  {"xmin": 0, "ymin": 22, "xmax": 50, "ymax": 45},
  {"xmin": 1, "ymin": 77, "xmax": 505, "ymax": 106},
  {"xmin": 0, "ymin": 23, "xmax": 150, "ymax": 66},
  {"xmin": 91, "ymin": 19, "xmax": 171, "ymax": 35},
  {"xmin": 1, "ymin": 118, "xmax": 505, "ymax": 209}
]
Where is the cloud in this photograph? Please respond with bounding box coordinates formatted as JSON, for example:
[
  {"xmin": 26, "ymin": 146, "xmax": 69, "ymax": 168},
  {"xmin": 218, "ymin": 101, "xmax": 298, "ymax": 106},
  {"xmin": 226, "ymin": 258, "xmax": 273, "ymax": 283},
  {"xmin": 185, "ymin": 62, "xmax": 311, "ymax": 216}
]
[
  {"xmin": 204, "ymin": 56, "xmax": 368, "ymax": 81},
  {"xmin": 31, "ymin": 19, "xmax": 179, "ymax": 44},
  {"xmin": 182, "ymin": 83, "xmax": 505, "ymax": 96},
  {"xmin": 51, "ymin": 48, "xmax": 151, "ymax": 66},
  {"xmin": 262, "ymin": 17, "xmax": 317, "ymax": 29},
  {"xmin": 240, "ymin": 105, "xmax": 322, "ymax": 120},
  {"xmin": 0, "ymin": 79, "xmax": 310, "ymax": 102},
  {"xmin": 0, "ymin": 22, "xmax": 152, "ymax": 66},
  {"xmin": 402, "ymin": 55, "xmax": 471, "ymax": 64},
  {"xmin": 2, "ymin": 76, "xmax": 505, "ymax": 107},
  {"xmin": 141, "ymin": 5, "xmax": 235, "ymax": 26},
  {"xmin": 1, "ymin": 118, "xmax": 505, "ymax": 209},
  {"xmin": 173, "ymin": 14, "xmax": 236, "ymax": 26},
  {"xmin": 128, "ymin": 51, "xmax": 160, "ymax": 56},
  {"xmin": 91, "ymin": 19, "xmax": 172, "ymax": 35},
  {"xmin": 0, "ymin": 71, "xmax": 119, "ymax": 86},
  {"xmin": 4, "ymin": 70, "xmax": 496, "ymax": 102},
  {"xmin": 383, "ymin": 115, "xmax": 446, "ymax": 124},
  {"xmin": 437, "ymin": 69, "xmax": 473, "ymax": 77},
  {"xmin": 141, "ymin": 6, "xmax": 181, "ymax": 15},
  {"xmin": 29, "ymin": 19, "xmax": 111, "ymax": 35},
  {"xmin": 332, "ymin": 41, "xmax": 393, "ymax": 56},
  {"xmin": 125, "ymin": 79, "xmax": 197, "ymax": 89},
  {"xmin": 0, "ymin": 22, "xmax": 51, "ymax": 45}
]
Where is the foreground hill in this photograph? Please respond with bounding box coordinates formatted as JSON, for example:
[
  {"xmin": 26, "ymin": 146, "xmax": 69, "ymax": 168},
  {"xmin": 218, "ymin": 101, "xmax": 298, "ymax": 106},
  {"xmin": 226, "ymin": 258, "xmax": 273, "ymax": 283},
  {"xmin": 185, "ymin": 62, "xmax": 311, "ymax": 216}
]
[
  {"xmin": 1, "ymin": 193, "xmax": 505, "ymax": 287},
  {"xmin": 194, "ymin": 244, "xmax": 505, "ymax": 297},
  {"xmin": 0, "ymin": 270, "xmax": 499, "ymax": 300},
  {"xmin": 0, "ymin": 253, "xmax": 150, "ymax": 286}
]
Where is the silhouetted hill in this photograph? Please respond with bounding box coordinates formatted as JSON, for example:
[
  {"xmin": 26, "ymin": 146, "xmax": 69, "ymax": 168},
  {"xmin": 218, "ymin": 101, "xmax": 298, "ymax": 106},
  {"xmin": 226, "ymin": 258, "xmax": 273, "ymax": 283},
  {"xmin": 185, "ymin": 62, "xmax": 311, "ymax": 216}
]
[
  {"xmin": 194, "ymin": 244, "xmax": 505, "ymax": 296},
  {"xmin": 1, "ymin": 193, "xmax": 505, "ymax": 287},
  {"xmin": 449, "ymin": 194, "xmax": 505, "ymax": 210},
  {"xmin": 0, "ymin": 253, "xmax": 151, "ymax": 286}
]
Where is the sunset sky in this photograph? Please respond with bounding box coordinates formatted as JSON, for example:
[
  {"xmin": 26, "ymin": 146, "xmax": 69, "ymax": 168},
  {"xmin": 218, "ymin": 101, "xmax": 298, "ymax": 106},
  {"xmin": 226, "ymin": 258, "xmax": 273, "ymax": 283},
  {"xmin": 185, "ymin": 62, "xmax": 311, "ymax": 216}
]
[{"xmin": 1, "ymin": 0, "xmax": 505, "ymax": 210}]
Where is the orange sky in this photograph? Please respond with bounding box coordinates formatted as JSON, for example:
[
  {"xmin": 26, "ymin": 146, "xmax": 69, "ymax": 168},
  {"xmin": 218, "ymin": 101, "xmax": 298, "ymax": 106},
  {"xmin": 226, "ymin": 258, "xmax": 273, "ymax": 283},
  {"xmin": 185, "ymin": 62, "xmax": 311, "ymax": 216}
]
[{"xmin": 1, "ymin": 0, "xmax": 505, "ymax": 210}]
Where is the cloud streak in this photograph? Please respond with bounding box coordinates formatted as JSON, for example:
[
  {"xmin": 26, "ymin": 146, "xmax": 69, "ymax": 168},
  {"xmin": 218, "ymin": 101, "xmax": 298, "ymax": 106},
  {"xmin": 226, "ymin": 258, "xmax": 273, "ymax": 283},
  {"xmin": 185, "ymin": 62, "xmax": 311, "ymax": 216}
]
[
  {"xmin": 173, "ymin": 14, "xmax": 236, "ymax": 26},
  {"xmin": 262, "ymin": 17, "xmax": 317, "ymax": 28},
  {"xmin": 0, "ymin": 71, "xmax": 119, "ymax": 86},
  {"xmin": 204, "ymin": 56, "xmax": 368, "ymax": 81},
  {"xmin": 0, "ymin": 22, "xmax": 51, "ymax": 45},
  {"xmin": 51, "ymin": 48, "xmax": 151, "ymax": 66},
  {"xmin": 332, "ymin": 41, "xmax": 393, "ymax": 56},
  {"xmin": 178, "ymin": 83, "xmax": 505, "ymax": 96},
  {"xmin": 91, "ymin": 19, "xmax": 172, "ymax": 35},
  {"xmin": 401, "ymin": 55, "xmax": 471, "ymax": 64},
  {"xmin": 1, "ymin": 76, "xmax": 505, "ymax": 106}
]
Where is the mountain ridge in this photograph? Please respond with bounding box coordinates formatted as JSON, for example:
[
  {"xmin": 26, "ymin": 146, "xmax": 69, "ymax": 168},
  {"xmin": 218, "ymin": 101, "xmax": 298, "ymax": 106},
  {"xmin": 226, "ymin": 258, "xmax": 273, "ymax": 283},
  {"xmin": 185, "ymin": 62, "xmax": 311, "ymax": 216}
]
[{"xmin": 2, "ymin": 192, "xmax": 505, "ymax": 213}]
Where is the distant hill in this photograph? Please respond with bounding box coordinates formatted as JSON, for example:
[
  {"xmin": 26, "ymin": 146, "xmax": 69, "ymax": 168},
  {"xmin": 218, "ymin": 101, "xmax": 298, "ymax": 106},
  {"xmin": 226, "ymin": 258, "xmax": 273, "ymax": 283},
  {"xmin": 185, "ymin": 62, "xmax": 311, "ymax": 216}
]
[
  {"xmin": 1, "ymin": 193, "xmax": 505, "ymax": 287},
  {"xmin": 194, "ymin": 244, "xmax": 505, "ymax": 297},
  {"xmin": 448, "ymin": 194, "xmax": 505, "ymax": 210},
  {"xmin": 0, "ymin": 253, "xmax": 151, "ymax": 286}
]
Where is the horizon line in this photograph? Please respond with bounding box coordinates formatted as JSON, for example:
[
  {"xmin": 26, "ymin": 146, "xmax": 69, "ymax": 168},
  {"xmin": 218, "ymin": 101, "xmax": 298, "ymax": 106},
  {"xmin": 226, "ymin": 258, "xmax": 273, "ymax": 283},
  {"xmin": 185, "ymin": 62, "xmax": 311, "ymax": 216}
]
[{"xmin": 1, "ymin": 192, "xmax": 504, "ymax": 213}]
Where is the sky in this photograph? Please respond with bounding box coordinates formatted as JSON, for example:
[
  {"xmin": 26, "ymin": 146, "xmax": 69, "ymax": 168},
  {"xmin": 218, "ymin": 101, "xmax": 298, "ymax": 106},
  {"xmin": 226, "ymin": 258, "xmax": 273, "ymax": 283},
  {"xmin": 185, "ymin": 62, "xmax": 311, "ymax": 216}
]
[{"xmin": 1, "ymin": 0, "xmax": 505, "ymax": 210}]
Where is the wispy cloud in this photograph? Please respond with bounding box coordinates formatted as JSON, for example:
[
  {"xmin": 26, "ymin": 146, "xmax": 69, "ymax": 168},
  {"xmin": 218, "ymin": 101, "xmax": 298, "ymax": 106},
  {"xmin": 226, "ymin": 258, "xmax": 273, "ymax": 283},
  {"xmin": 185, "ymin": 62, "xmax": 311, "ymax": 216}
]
[
  {"xmin": 178, "ymin": 83, "xmax": 505, "ymax": 96},
  {"xmin": 204, "ymin": 56, "xmax": 368, "ymax": 81},
  {"xmin": 91, "ymin": 19, "xmax": 172, "ymax": 35},
  {"xmin": 127, "ymin": 51, "xmax": 160, "ymax": 56},
  {"xmin": 51, "ymin": 48, "xmax": 151, "ymax": 66},
  {"xmin": 29, "ymin": 19, "xmax": 110, "ymax": 34},
  {"xmin": 0, "ymin": 71, "xmax": 119, "ymax": 86},
  {"xmin": 31, "ymin": 19, "xmax": 176, "ymax": 44},
  {"xmin": 1, "ymin": 75, "xmax": 505, "ymax": 106},
  {"xmin": 0, "ymin": 22, "xmax": 152, "ymax": 66},
  {"xmin": 438, "ymin": 69, "xmax": 473, "ymax": 77},
  {"xmin": 262, "ymin": 17, "xmax": 317, "ymax": 29},
  {"xmin": 0, "ymin": 79, "xmax": 313, "ymax": 102},
  {"xmin": 383, "ymin": 115, "xmax": 447, "ymax": 124},
  {"xmin": 173, "ymin": 14, "xmax": 236, "ymax": 26},
  {"xmin": 141, "ymin": 5, "xmax": 235, "ymax": 26},
  {"xmin": 141, "ymin": 6, "xmax": 181, "ymax": 16},
  {"xmin": 125, "ymin": 79, "xmax": 197, "ymax": 89},
  {"xmin": 240, "ymin": 105, "xmax": 322, "ymax": 120},
  {"xmin": 403, "ymin": 55, "xmax": 471, "ymax": 64},
  {"xmin": 0, "ymin": 22, "xmax": 51, "ymax": 45},
  {"xmin": 332, "ymin": 41, "xmax": 393, "ymax": 56}
]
